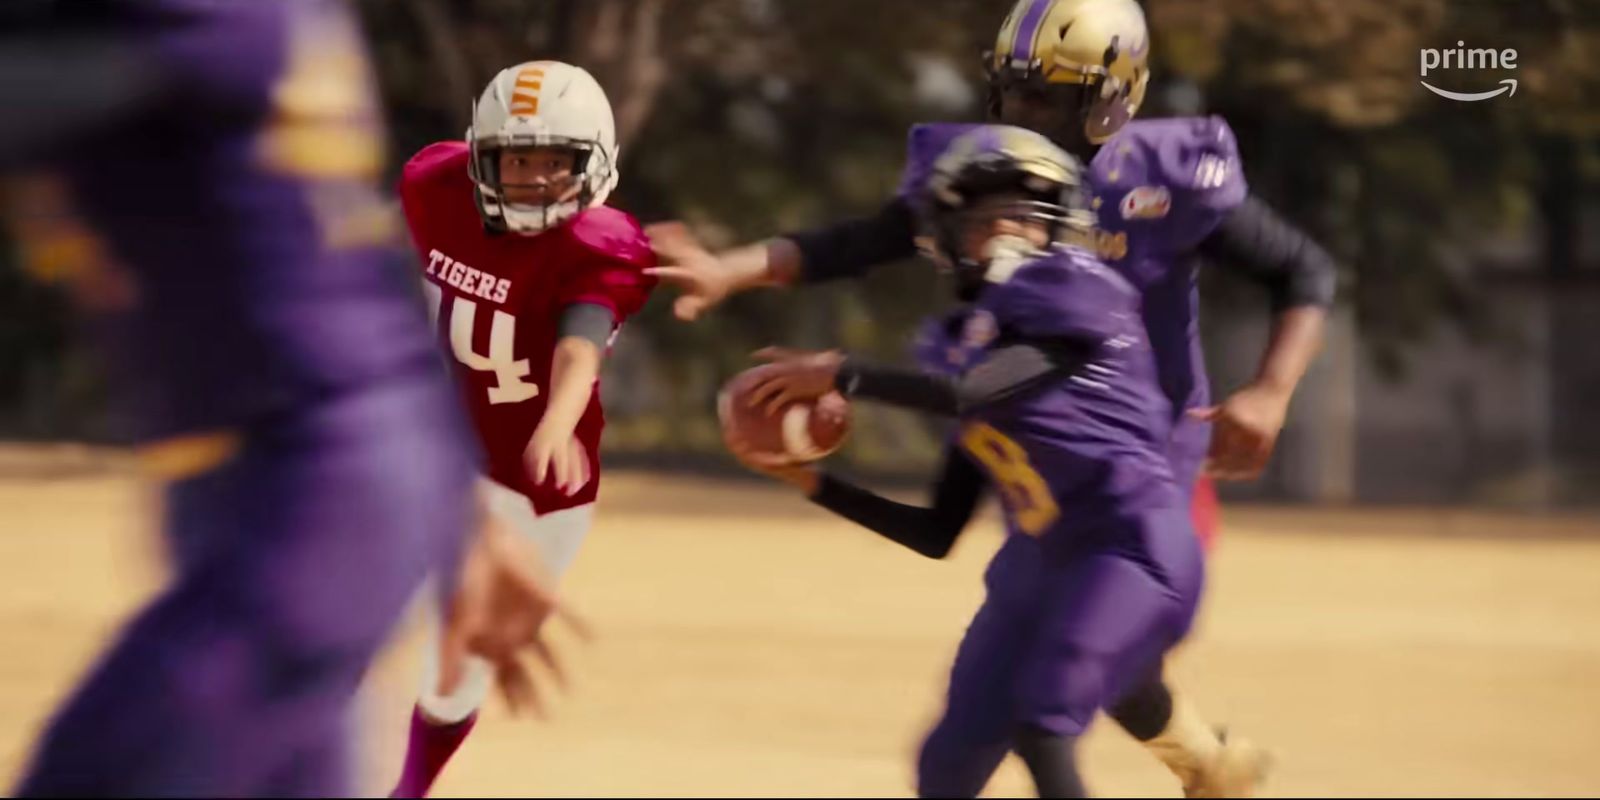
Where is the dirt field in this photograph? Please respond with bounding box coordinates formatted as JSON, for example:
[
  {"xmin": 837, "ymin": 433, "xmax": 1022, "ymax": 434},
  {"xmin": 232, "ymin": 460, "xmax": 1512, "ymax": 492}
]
[{"xmin": 1, "ymin": 457, "xmax": 1597, "ymax": 797}]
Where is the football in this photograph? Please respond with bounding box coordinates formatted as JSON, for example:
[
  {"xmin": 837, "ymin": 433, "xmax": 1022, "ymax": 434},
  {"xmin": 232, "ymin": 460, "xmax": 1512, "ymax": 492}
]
[{"xmin": 717, "ymin": 365, "xmax": 852, "ymax": 464}]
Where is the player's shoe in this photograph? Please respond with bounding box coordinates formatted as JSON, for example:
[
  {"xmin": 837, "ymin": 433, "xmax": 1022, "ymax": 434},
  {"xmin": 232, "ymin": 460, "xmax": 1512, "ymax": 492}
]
[{"xmin": 1183, "ymin": 728, "xmax": 1274, "ymax": 798}]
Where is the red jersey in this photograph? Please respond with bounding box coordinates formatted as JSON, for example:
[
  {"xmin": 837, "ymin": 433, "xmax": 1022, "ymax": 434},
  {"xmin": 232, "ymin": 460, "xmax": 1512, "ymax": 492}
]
[{"xmin": 399, "ymin": 141, "xmax": 654, "ymax": 513}]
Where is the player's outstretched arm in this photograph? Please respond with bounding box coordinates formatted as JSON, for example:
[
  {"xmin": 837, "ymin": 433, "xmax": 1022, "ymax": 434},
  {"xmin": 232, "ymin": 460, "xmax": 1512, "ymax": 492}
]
[
  {"xmin": 441, "ymin": 490, "xmax": 592, "ymax": 718},
  {"xmin": 644, "ymin": 197, "xmax": 918, "ymax": 321},
  {"xmin": 743, "ymin": 341, "xmax": 1092, "ymax": 417},
  {"xmin": 525, "ymin": 304, "xmax": 613, "ymax": 494},
  {"xmin": 808, "ymin": 447, "xmax": 987, "ymax": 560},
  {"xmin": 727, "ymin": 439, "xmax": 986, "ymax": 561},
  {"xmin": 1192, "ymin": 195, "xmax": 1336, "ymax": 480},
  {"xmin": 643, "ymin": 222, "xmax": 805, "ymax": 321}
]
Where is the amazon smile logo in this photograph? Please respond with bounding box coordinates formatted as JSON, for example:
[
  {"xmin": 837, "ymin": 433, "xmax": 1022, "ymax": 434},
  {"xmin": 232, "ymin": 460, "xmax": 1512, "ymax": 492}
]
[{"xmin": 1421, "ymin": 42, "xmax": 1518, "ymax": 101}]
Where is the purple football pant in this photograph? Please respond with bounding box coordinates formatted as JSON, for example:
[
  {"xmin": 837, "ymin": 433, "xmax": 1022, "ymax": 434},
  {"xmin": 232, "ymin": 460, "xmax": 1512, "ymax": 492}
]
[
  {"xmin": 916, "ymin": 509, "xmax": 1204, "ymax": 798},
  {"xmin": 14, "ymin": 372, "xmax": 474, "ymax": 798}
]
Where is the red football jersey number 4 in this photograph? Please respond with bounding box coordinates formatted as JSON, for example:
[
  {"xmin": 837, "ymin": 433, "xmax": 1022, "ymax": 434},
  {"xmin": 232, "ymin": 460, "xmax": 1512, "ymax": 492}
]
[{"xmin": 422, "ymin": 282, "xmax": 540, "ymax": 404}]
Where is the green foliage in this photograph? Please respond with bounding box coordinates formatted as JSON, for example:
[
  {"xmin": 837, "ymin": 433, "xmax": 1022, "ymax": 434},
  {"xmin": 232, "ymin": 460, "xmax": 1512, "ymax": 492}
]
[
  {"xmin": 1156, "ymin": 0, "xmax": 1598, "ymax": 380},
  {"xmin": 2, "ymin": 0, "xmax": 1595, "ymax": 458}
]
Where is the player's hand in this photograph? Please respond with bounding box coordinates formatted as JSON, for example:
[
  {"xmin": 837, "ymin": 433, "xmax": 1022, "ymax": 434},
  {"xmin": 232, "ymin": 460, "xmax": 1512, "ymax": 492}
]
[
  {"xmin": 747, "ymin": 347, "xmax": 845, "ymax": 416},
  {"xmin": 1190, "ymin": 381, "xmax": 1292, "ymax": 481},
  {"xmin": 525, "ymin": 426, "xmax": 591, "ymax": 495},
  {"xmin": 441, "ymin": 512, "xmax": 593, "ymax": 718},
  {"xmin": 644, "ymin": 221, "xmax": 734, "ymax": 321}
]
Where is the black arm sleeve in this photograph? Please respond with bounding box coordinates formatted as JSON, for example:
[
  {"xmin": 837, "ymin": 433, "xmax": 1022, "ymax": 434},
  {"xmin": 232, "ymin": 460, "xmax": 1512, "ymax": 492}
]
[
  {"xmin": 835, "ymin": 339, "xmax": 1093, "ymax": 417},
  {"xmin": 556, "ymin": 302, "xmax": 617, "ymax": 350},
  {"xmin": 808, "ymin": 446, "xmax": 986, "ymax": 559},
  {"xmin": 784, "ymin": 196, "xmax": 920, "ymax": 285},
  {"xmin": 1197, "ymin": 194, "xmax": 1338, "ymax": 312}
]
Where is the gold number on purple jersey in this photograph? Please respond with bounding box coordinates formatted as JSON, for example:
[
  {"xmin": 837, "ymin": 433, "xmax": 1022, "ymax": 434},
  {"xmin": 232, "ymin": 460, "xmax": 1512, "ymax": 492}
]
[
  {"xmin": 257, "ymin": 1, "xmax": 386, "ymax": 181},
  {"xmin": 959, "ymin": 422, "xmax": 1060, "ymax": 536}
]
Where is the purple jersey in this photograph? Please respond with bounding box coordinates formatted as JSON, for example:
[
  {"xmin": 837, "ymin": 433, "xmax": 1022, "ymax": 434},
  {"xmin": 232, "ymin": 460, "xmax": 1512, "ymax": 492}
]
[
  {"xmin": 1091, "ymin": 117, "xmax": 1247, "ymax": 480},
  {"xmin": 11, "ymin": 0, "xmax": 436, "ymax": 443},
  {"xmin": 915, "ymin": 247, "xmax": 1181, "ymax": 543},
  {"xmin": 8, "ymin": 4, "xmax": 477, "ymax": 797},
  {"xmin": 899, "ymin": 118, "xmax": 1248, "ymax": 484}
]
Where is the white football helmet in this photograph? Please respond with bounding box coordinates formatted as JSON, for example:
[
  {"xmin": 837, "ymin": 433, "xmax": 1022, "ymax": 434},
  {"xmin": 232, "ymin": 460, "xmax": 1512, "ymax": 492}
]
[{"xmin": 468, "ymin": 61, "xmax": 619, "ymax": 234}]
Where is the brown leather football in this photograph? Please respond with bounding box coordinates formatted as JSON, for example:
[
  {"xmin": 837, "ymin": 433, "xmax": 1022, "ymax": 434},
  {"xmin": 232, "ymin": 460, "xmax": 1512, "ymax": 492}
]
[{"xmin": 717, "ymin": 366, "xmax": 852, "ymax": 464}]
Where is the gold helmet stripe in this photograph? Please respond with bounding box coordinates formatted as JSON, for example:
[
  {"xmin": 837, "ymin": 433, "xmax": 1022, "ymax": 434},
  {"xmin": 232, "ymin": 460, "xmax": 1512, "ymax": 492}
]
[{"xmin": 509, "ymin": 65, "xmax": 547, "ymax": 116}]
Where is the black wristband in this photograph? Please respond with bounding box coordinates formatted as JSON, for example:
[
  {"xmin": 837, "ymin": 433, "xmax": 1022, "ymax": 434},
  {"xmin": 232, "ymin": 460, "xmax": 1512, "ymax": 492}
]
[{"xmin": 834, "ymin": 357, "xmax": 864, "ymax": 397}]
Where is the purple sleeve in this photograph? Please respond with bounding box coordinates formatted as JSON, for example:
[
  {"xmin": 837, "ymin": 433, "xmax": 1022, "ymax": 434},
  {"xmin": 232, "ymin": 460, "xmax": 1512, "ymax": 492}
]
[
  {"xmin": 912, "ymin": 251, "xmax": 1137, "ymax": 376},
  {"xmin": 1155, "ymin": 116, "xmax": 1248, "ymax": 250},
  {"xmin": 980, "ymin": 250, "xmax": 1140, "ymax": 343}
]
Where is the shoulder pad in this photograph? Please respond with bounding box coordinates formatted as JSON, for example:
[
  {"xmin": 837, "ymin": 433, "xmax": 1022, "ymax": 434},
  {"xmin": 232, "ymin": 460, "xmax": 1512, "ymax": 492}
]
[
  {"xmin": 1112, "ymin": 116, "xmax": 1245, "ymax": 209},
  {"xmin": 1095, "ymin": 116, "xmax": 1247, "ymax": 250},
  {"xmin": 566, "ymin": 206, "xmax": 654, "ymax": 268},
  {"xmin": 401, "ymin": 141, "xmax": 469, "ymax": 191},
  {"xmin": 981, "ymin": 248, "xmax": 1138, "ymax": 342}
]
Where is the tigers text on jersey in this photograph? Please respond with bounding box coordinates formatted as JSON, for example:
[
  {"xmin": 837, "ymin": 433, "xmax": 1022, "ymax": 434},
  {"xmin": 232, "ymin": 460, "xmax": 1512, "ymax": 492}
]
[{"xmin": 399, "ymin": 141, "xmax": 655, "ymax": 513}]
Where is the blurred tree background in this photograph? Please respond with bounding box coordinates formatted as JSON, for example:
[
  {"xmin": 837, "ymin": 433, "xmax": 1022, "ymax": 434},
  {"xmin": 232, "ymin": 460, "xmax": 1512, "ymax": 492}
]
[{"xmin": 3, "ymin": 0, "xmax": 1596, "ymax": 502}]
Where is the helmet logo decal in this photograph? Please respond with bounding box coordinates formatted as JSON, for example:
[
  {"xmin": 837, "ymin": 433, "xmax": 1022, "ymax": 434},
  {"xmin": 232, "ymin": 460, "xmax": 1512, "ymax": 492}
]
[{"xmin": 510, "ymin": 66, "xmax": 546, "ymax": 116}]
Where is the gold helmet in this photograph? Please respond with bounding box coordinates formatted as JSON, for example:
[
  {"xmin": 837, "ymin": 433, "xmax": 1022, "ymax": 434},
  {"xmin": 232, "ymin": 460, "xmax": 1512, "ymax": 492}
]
[
  {"xmin": 987, "ymin": 0, "xmax": 1151, "ymax": 145},
  {"xmin": 914, "ymin": 125, "xmax": 1094, "ymax": 298}
]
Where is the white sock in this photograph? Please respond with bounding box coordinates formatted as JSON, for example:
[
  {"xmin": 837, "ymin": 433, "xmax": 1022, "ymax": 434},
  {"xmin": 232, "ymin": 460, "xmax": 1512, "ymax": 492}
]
[
  {"xmin": 416, "ymin": 652, "xmax": 491, "ymax": 725},
  {"xmin": 1143, "ymin": 695, "xmax": 1222, "ymax": 784}
]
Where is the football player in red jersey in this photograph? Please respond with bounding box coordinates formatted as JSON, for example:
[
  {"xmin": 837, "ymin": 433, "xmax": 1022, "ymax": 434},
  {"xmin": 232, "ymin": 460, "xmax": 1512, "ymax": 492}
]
[{"xmin": 391, "ymin": 60, "xmax": 657, "ymax": 798}]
